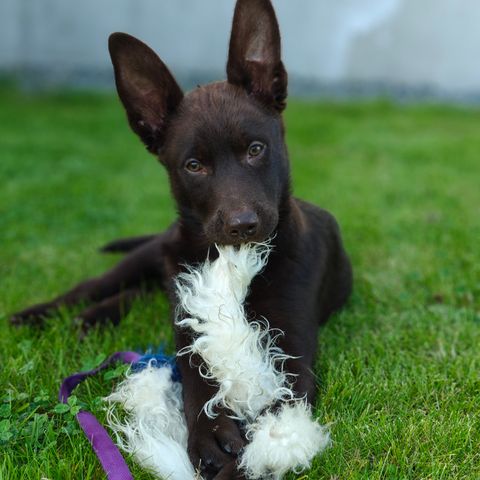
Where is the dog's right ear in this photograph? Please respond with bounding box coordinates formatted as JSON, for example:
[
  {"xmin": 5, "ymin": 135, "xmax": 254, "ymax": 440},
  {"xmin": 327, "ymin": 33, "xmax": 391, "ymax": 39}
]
[{"xmin": 108, "ymin": 33, "xmax": 183, "ymax": 154}]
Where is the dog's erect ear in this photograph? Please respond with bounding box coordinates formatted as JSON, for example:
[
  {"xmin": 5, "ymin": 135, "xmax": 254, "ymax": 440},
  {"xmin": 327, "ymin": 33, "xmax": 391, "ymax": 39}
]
[
  {"xmin": 227, "ymin": 0, "xmax": 287, "ymax": 112},
  {"xmin": 108, "ymin": 33, "xmax": 183, "ymax": 154}
]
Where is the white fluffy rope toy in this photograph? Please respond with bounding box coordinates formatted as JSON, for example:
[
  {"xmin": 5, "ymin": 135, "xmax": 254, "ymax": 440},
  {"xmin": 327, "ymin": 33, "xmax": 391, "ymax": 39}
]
[{"xmin": 105, "ymin": 242, "xmax": 330, "ymax": 479}]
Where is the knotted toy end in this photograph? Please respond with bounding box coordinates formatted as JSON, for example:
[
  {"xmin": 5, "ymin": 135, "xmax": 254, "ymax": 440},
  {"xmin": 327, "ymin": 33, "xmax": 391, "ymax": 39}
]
[{"xmin": 239, "ymin": 401, "xmax": 330, "ymax": 479}]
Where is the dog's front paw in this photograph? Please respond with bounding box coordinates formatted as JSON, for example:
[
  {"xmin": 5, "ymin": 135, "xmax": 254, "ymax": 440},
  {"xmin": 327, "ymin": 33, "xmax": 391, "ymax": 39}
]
[
  {"xmin": 76, "ymin": 303, "xmax": 119, "ymax": 333},
  {"xmin": 9, "ymin": 302, "xmax": 55, "ymax": 327},
  {"xmin": 213, "ymin": 460, "xmax": 246, "ymax": 480},
  {"xmin": 188, "ymin": 413, "xmax": 245, "ymax": 479}
]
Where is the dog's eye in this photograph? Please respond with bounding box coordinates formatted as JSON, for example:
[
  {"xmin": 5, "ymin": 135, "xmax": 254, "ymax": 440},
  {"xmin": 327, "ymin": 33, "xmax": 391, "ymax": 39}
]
[
  {"xmin": 248, "ymin": 142, "xmax": 266, "ymax": 158},
  {"xmin": 185, "ymin": 159, "xmax": 204, "ymax": 173}
]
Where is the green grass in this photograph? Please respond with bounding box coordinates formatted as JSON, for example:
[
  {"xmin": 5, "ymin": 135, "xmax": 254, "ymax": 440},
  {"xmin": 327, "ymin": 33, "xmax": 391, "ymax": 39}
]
[{"xmin": 0, "ymin": 88, "xmax": 479, "ymax": 479}]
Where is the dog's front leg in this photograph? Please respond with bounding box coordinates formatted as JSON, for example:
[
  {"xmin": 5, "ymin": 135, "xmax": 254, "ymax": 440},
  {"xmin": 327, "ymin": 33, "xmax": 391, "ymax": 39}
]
[
  {"xmin": 10, "ymin": 233, "xmax": 168, "ymax": 327},
  {"xmin": 176, "ymin": 331, "xmax": 245, "ymax": 480},
  {"xmin": 250, "ymin": 297, "xmax": 322, "ymax": 406},
  {"xmin": 275, "ymin": 316, "xmax": 321, "ymax": 405}
]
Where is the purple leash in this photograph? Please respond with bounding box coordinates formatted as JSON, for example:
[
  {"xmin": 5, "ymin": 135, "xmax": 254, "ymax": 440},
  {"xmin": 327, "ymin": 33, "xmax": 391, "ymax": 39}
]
[{"xmin": 59, "ymin": 351, "xmax": 142, "ymax": 480}]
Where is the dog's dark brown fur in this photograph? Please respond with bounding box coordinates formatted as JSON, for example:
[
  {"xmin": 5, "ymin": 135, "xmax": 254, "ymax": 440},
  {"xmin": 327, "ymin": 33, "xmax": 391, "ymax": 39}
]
[{"xmin": 11, "ymin": 1, "xmax": 352, "ymax": 478}]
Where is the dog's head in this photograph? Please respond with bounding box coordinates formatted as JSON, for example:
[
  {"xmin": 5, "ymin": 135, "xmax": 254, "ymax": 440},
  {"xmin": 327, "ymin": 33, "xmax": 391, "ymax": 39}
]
[{"xmin": 109, "ymin": 0, "xmax": 290, "ymax": 245}]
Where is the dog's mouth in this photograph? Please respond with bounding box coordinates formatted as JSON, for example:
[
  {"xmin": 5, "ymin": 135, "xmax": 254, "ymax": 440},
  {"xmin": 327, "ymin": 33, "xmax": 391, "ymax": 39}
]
[
  {"xmin": 215, "ymin": 236, "xmax": 267, "ymax": 247},
  {"xmin": 202, "ymin": 207, "xmax": 279, "ymax": 247},
  {"xmin": 209, "ymin": 223, "xmax": 278, "ymax": 247}
]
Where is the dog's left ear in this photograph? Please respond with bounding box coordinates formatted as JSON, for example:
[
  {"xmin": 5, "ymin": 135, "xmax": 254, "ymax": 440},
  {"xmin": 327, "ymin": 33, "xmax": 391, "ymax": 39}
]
[{"xmin": 227, "ymin": 0, "xmax": 288, "ymax": 112}]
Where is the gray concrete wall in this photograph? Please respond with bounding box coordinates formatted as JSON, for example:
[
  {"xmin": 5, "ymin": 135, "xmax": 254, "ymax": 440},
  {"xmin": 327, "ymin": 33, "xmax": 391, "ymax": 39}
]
[
  {"xmin": 347, "ymin": 0, "xmax": 480, "ymax": 92},
  {"xmin": 1, "ymin": 0, "xmax": 479, "ymax": 98}
]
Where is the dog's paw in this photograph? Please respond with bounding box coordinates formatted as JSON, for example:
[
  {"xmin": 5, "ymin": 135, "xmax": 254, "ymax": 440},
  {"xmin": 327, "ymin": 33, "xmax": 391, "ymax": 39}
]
[
  {"xmin": 9, "ymin": 302, "xmax": 55, "ymax": 327},
  {"xmin": 188, "ymin": 413, "xmax": 245, "ymax": 479},
  {"xmin": 76, "ymin": 297, "xmax": 130, "ymax": 339},
  {"xmin": 213, "ymin": 460, "xmax": 246, "ymax": 480},
  {"xmin": 76, "ymin": 304, "xmax": 118, "ymax": 332}
]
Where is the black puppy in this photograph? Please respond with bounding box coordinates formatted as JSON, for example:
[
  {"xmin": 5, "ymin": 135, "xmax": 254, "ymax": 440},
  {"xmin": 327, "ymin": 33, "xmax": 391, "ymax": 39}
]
[{"xmin": 11, "ymin": 0, "xmax": 352, "ymax": 478}]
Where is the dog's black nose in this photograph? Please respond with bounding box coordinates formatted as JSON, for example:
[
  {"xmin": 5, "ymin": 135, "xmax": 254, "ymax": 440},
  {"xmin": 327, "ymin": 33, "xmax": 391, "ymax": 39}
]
[{"xmin": 226, "ymin": 211, "xmax": 259, "ymax": 240}]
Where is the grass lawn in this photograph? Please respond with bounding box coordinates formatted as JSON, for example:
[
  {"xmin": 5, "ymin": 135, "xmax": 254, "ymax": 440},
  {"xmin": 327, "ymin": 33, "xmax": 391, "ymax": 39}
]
[{"xmin": 0, "ymin": 87, "xmax": 479, "ymax": 479}]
